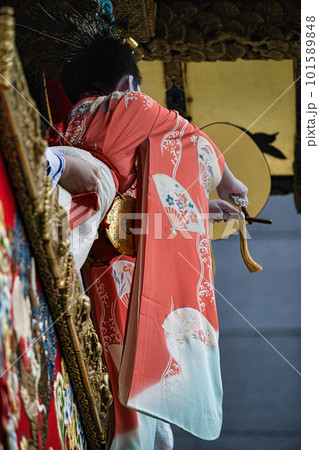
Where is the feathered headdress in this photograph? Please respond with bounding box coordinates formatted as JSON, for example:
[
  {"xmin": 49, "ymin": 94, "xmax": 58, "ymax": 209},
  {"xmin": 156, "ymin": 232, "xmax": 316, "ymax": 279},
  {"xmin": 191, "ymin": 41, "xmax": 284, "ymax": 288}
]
[
  {"xmin": 1, "ymin": 0, "xmax": 143, "ymax": 120},
  {"xmin": 5, "ymin": 1, "xmax": 111, "ymax": 76}
]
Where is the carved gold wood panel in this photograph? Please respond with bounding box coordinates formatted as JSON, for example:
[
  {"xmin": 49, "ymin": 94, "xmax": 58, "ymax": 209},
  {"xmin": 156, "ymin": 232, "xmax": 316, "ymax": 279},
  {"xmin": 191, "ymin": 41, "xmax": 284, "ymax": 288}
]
[
  {"xmin": 142, "ymin": 0, "xmax": 300, "ymax": 63},
  {"xmin": 113, "ymin": 0, "xmax": 156, "ymax": 43},
  {"xmin": 0, "ymin": 7, "xmax": 112, "ymax": 449}
]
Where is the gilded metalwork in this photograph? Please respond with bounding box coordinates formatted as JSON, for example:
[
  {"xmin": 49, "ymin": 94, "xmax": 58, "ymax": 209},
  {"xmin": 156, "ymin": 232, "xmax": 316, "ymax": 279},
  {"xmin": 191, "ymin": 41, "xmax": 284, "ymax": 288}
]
[
  {"xmin": 0, "ymin": 7, "xmax": 112, "ymax": 449},
  {"xmin": 0, "ymin": 7, "xmax": 46, "ymax": 215},
  {"xmin": 40, "ymin": 179, "xmax": 70, "ymax": 288},
  {"xmin": 60, "ymin": 259, "xmax": 113, "ymax": 445},
  {"xmin": 0, "ymin": 7, "xmax": 15, "ymax": 89}
]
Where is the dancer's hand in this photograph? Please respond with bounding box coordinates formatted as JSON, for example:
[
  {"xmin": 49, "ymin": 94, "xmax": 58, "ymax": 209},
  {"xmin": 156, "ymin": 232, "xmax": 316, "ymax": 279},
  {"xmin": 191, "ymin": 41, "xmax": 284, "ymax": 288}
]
[
  {"xmin": 209, "ymin": 199, "xmax": 242, "ymax": 223},
  {"xmin": 59, "ymin": 155, "xmax": 99, "ymax": 194},
  {"xmin": 217, "ymin": 164, "xmax": 248, "ymax": 206}
]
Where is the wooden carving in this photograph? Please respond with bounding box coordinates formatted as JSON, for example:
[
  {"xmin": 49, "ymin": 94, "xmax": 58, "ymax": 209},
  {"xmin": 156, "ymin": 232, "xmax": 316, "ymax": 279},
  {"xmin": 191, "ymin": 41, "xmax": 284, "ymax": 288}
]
[
  {"xmin": 140, "ymin": 0, "xmax": 300, "ymax": 63},
  {"xmin": 113, "ymin": 0, "xmax": 156, "ymax": 42},
  {"xmin": 0, "ymin": 7, "xmax": 112, "ymax": 449}
]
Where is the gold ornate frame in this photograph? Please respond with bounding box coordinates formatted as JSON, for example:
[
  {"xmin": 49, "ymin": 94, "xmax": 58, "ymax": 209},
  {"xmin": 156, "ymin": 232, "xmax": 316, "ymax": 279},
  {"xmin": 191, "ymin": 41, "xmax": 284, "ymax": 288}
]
[{"xmin": 0, "ymin": 7, "xmax": 112, "ymax": 449}]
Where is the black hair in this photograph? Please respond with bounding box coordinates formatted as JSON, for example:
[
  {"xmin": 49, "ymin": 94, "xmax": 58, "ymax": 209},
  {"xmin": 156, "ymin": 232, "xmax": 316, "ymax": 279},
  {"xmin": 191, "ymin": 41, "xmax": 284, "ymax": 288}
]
[{"xmin": 61, "ymin": 37, "xmax": 141, "ymax": 104}]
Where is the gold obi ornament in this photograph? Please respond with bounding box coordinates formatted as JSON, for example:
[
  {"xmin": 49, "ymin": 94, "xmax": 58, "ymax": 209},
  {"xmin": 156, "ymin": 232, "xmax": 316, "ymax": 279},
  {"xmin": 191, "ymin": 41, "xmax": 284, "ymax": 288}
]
[
  {"xmin": 86, "ymin": 194, "xmax": 136, "ymax": 267},
  {"xmin": 104, "ymin": 195, "xmax": 136, "ymax": 257}
]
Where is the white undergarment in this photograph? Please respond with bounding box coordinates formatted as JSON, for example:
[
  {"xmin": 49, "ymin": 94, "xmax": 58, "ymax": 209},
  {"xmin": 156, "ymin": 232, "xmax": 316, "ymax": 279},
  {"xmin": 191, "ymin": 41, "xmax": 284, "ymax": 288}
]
[{"xmin": 52, "ymin": 145, "xmax": 117, "ymax": 269}]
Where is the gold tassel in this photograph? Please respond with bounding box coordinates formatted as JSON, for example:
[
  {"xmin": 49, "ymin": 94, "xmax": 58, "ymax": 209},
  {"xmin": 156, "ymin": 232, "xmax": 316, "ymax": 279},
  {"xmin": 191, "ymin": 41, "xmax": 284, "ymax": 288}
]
[{"xmin": 238, "ymin": 206, "xmax": 263, "ymax": 273}]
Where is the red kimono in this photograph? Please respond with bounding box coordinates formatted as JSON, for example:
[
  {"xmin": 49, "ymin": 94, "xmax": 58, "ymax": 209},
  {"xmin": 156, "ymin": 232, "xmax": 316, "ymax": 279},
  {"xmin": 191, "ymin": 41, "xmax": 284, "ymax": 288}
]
[{"xmin": 48, "ymin": 90, "xmax": 225, "ymax": 447}]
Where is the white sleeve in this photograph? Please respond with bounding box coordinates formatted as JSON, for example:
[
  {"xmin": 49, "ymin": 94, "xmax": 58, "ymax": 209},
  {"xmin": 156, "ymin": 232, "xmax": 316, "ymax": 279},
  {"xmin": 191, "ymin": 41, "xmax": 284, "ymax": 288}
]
[{"xmin": 45, "ymin": 147, "xmax": 66, "ymax": 187}]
